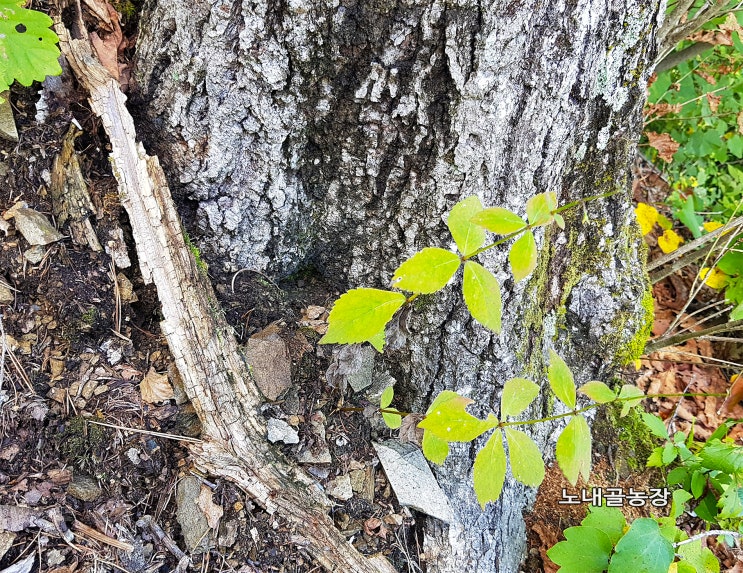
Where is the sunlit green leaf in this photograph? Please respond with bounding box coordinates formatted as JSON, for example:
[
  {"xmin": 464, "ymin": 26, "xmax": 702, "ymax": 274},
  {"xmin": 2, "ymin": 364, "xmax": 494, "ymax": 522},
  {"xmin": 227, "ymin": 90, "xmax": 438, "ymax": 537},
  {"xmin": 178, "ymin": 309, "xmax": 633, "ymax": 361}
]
[
  {"xmin": 547, "ymin": 526, "xmax": 612, "ymax": 573},
  {"xmin": 579, "ymin": 381, "xmax": 616, "ymax": 404},
  {"xmin": 641, "ymin": 413, "xmax": 669, "ymax": 440},
  {"xmin": 556, "ymin": 415, "xmax": 591, "ymax": 486},
  {"xmin": 501, "ymin": 378, "xmax": 539, "ymax": 418},
  {"xmin": 607, "ymin": 518, "xmax": 674, "ymax": 573},
  {"xmin": 473, "ymin": 429, "xmax": 507, "ymax": 508},
  {"xmin": 548, "ymin": 350, "xmax": 576, "ymax": 410},
  {"xmin": 448, "ymin": 196, "xmax": 486, "ymax": 256},
  {"xmin": 462, "ymin": 261, "xmax": 502, "ymax": 333},
  {"xmin": 509, "ymin": 230, "xmax": 537, "ymax": 281},
  {"xmin": 380, "ymin": 385, "xmax": 394, "ymax": 408},
  {"xmin": 391, "ymin": 247, "xmax": 460, "ymax": 293},
  {"xmin": 418, "ymin": 391, "xmax": 496, "ymax": 442},
  {"xmin": 319, "ymin": 288, "xmax": 406, "ymax": 350},
  {"xmin": 422, "ymin": 430, "xmax": 449, "ymax": 465},
  {"xmin": 677, "ymin": 539, "xmax": 720, "ymax": 573},
  {"xmin": 699, "ymin": 439, "xmax": 743, "ymax": 476},
  {"xmin": 505, "ymin": 427, "xmax": 545, "ymax": 487},
  {"xmin": 382, "ymin": 409, "xmax": 402, "ymax": 429},
  {"xmin": 471, "ymin": 207, "xmax": 527, "ymax": 235},
  {"xmin": 618, "ymin": 385, "xmax": 645, "ymax": 417},
  {"xmin": 581, "ymin": 506, "xmax": 626, "ymax": 546},
  {"xmin": 526, "ymin": 192, "xmax": 557, "ymax": 226}
]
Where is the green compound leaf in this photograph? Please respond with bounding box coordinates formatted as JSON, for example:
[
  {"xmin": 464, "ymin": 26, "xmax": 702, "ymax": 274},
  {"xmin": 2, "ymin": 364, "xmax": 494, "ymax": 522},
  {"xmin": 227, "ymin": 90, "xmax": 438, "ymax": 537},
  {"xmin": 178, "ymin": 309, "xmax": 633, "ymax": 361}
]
[
  {"xmin": 418, "ymin": 390, "xmax": 495, "ymax": 442},
  {"xmin": 501, "ymin": 377, "xmax": 539, "ymax": 418},
  {"xmin": 473, "ymin": 429, "xmax": 506, "ymax": 508},
  {"xmin": 699, "ymin": 439, "xmax": 743, "ymax": 476},
  {"xmin": 581, "ymin": 505, "xmax": 626, "ymax": 546},
  {"xmin": 607, "ymin": 518, "xmax": 674, "ymax": 573},
  {"xmin": 462, "ymin": 261, "xmax": 502, "ymax": 333},
  {"xmin": 422, "ymin": 430, "xmax": 449, "ymax": 465},
  {"xmin": 556, "ymin": 415, "xmax": 591, "ymax": 486},
  {"xmin": 319, "ymin": 288, "xmax": 406, "ymax": 351},
  {"xmin": 391, "ymin": 247, "xmax": 460, "ymax": 294},
  {"xmin": 471, "ymin": 207, "xmax": 527, "ymax": 235},
  {"xmin": 548, "ymin": 350, "xmax": 576, "ymax": 410},
  {"xmin": 505, "ymin": 427, "xmax": 545, "ymax": 487},
  {"xmin": 618, "ymin": 385, "xmax": 645, "ymax": 417},
  {"xmin": 448, "ymin": 196, "xmax": 486, "ymax": 257},
  {"xmin": 579, "ymin": 380, "xmax": 617, "ymax": 404},
  {"xmin": 0, "ymin": 1, "xmax": 62, "ymax": 91},
  {"xmin": 641, "ymin": 412, "xmax": 669, "ymax": 440},
  {"xmin": 526, "ymin": 191, "xmax": 557, "ymax": 227},
  {"xmin": 546, "ymin": 526, "xmax": 612, "ymax": 573},
  {"xmin": 509, "ymin": 230, "xmax": 537, "ymax": 281}
]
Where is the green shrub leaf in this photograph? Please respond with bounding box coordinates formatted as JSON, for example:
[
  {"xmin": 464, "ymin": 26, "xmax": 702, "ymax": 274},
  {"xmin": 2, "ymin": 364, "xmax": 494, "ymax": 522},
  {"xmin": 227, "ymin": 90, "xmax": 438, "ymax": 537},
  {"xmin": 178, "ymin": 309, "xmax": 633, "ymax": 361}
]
[
  {"xmin": 581, "ymin": 506, "xmax": 626, "ymax": 546},
  {"xmin": 505, "ymin": 427, "xmax": 545, "ymax": 487},
  {"xmin": 422, "ymin": 430, "xmax": 449, "ymax": 465},
  {"xmin": 391, "ymin": 247, "xmax": 460, "ymax": 293},
  {"xmin": 546, "ymin": 526, "xmax": 612, "ymax": 573},
  {"xmin": 579, "ymin": 381, "xmax": 616, "ymax": 404},
  {"xmin": 526, "ymin": 192, "xmax": 557, "ymax": 226},
  {"xmin": 501, "ymin": 377, "xmax": 539, "ymax": 418},
  {"xmin": 699, "ymin": 439, "xmax": 743, "ymax": 476},
  {"xmin": 640, "ymin": 413, "xmax": 669, "ymax": 440},
  {"xmin": 319, "ymin": 288, "xmax": 406, "ymax": 351},
  {"xmin": 677, "ymin": 539, "xmax": 720, "ymax": 573},
  {"xmin": 607, "ymin": 518, "xmax": 674, "ymax": 573},
  {"xmin": 618, "ymin": 385, "xmax": 645, "ymax": 416},
  {"xmin": 382, "ymin": 409, "xmax": 402, "ymax": 429},
  {"xmin": 509, "ymin": 230, "xmax": 538, "ymax": 281},
  {"xmin": 473, "ymin": 429, "xmax": 507, "ymax": 508},
  {"xmin": 418, "ymin": 391, "xmax": 496, "ymax": 442},
  {"xmin": 556, "ymin": 415, "xmax": 591, "ymax": 486},
  {"xmin": 448, "ymin": 196, "xmax": 486, "ymax": 256},
  {"xmin": 548, "ymin": 350, "xmax": 576, "ymax": 410},
  {"xmin": 0, "ymin": 1, "xmax": 62, "ymax": 91},
  {"xmin": 471, "ymin": 207, "xmax": 526, "ymax": 235},
  {"xmin": 380, "ymin": 385, "xmax": 394, "ymax": 408},
  {"xmin": 462, "ymin": 261, "xmax": 502, "ymax": 333}
]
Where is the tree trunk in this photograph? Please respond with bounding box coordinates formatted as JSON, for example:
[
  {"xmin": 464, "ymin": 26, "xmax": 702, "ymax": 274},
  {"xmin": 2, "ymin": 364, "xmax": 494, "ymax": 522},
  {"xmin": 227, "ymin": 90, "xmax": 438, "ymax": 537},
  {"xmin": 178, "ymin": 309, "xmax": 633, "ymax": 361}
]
[{"xmin": 133, "ymin": 1, "xmax": 662, "ymax": 570}]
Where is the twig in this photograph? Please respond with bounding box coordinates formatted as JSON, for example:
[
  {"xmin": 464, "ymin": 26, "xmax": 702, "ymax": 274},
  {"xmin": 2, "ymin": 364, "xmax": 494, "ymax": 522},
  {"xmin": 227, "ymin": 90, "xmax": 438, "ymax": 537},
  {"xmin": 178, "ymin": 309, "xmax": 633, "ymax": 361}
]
[
  {"xmin": 87, "ymin": 420, "xmax": 202, "ymax": 443},
  {"xmin": 73, "ymin": 520, "xmax": 134, "ymax": 552},
  {"xmin": 645, "ymin": 320, "xmax": 743, "ymax": 353},
  {"xmin": 231, "ymin": 268, "xmax": 281, "ymax": 294},
  {"xmin": 674, "ymin": 529, "xmax": 741, "ymax": 547}
]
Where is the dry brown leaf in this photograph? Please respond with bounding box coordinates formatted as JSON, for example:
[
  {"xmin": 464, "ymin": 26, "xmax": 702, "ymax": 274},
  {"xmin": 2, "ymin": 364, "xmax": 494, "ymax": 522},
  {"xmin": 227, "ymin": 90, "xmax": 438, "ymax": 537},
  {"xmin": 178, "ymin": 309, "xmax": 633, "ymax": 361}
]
[
  {"xmin": 738, "ymin": 111, "xmax": 743, "ymax": 135},
  {"xmin": 88, "ymin": 3, "xmax": 124, "ymax": 80},
  {"xmin": 646, "ymin": 132, "xmax": 680, "ymax": 162},
  {"xmin": 706, "ymin": 93, "xmax": 721, "ymax": 113},
  {"xmin": 696, "ymin": 70, "xmax": 717, "ymax": 86},
  {"xmin": 139, "ymin": 368, "xmax": 174, "ymax": 404},
  {"xmin": 645, "ymin": 102, "xmax": 682, "ymax": 119},
  {"xmin": 196, "ymin": 485, "xmax": 223, "ymax": 530},
  {"xmin": 718, "ymin": 373, "xmax": 743, "ymax": 416},
  {"xmin": 48, "ymin": 469, "xmax": 72, "ymax": 485}
]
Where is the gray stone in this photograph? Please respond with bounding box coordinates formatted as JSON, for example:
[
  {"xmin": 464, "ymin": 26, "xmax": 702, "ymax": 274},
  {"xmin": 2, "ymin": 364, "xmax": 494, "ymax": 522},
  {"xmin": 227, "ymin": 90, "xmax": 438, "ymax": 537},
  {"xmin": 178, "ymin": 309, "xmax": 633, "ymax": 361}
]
[
  {"xmin": 245, "ymin": 333, "xmax": 292, "ymax": 401},
  {"xmin": 373, "ymin": 441, "xmax": 454, "ymax": 524},
  {"xmin": 67, "ymin": 474, "xmax": 102, "ymax": 502},
  {"xmin": 326, "ymin": 345, "xmax": 376, "ymax": 393},
  {"xmin": 325, "ymin": 474, "xmax": 353, "ymax": 501},
  {"xmin": 266, "ymin": 418, "xmax": 299, "ymax": 444},
  {"xmin": 11, "ymin": 208, "xmax": 64, "ymax": 246},
  {"xmin": 175, "ymin": 476, "xmax": 211, "ymax": 552},
  {"xmin": 0, "ymin": 95, "xmax": 17, "ymax": 142},
  {"xmin": 23, "ymin": 246, "xmax": 46, "ymax": 264},
  {"xmin": 296, "ymin": 412, "xmax": 332, "ymax": 465}
]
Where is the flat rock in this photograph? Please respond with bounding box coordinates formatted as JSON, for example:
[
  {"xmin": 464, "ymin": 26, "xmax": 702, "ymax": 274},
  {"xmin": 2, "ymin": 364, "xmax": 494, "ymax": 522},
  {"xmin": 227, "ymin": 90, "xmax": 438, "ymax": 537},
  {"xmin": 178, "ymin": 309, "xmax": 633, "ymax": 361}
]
[
  {"xmin": 325, "ymin": 474, "xmax": 353, "ymax": 501},
  {"xmin": 175, "ymin": 476, "xmax": 211, "ymax": 552},
  {"xmin": 373, "ymin": 441, "xmax": 454, "ymax": 523},
  {"xmin": 245, "ymin": 332, "xmax": 291, "ymax": 400},
  {"xmin": 23, "ymin": 246, "xmax": 46, "ymax": 264},
  {"xmin": 326, "ymin": 344, "xmax": 375, "ymax": 392},
  {"xmin": 266, "ymin": 418, "xmax": 299, "ymax": 444},
  {"xmin": 0, "ymin": 95, "xmax": 18, "ymax": 142},
  {"xmin": 67, "ymin": 474, "xmax": 102, "ymax": 502},
  {"xmin": 10, "ymin": 207, "xmax": 64, "ymax": 246},
  {"xmin": 296, "ymin": 412, "xmax": 332, "ymax": 465}
]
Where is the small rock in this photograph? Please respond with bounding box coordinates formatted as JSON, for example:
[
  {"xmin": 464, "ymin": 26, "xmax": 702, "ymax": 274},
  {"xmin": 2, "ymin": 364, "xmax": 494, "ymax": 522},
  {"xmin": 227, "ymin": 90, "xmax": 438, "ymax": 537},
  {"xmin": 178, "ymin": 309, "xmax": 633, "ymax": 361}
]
[
  {"xmin": 0, "ymin": 531, "xmax": 16, "ymax": 561},
  {"xmin": 326, "ymin": 345, "xmax": 375, "ymax": 392},
  {"xmin": 383, "ymin": 513, "xmax": 404, "ymax": 526},
  {"xmin": 0, "ymin": 95, "xmax": 18, "ymax": 142},
  {"xmin": 47, "ymin": 387, "xmax": 66, "ymax": 404},
  {"xmin": 46, "ymin": 548, "xmax": 65, "ymax": 567},
  {"xmin": 296, "ymin": 412, "xmax": 332, "ymax": 465},
  {"xmin": 23, "ymin": 245, "xmax": 46, "ymax": 264},
  {"xmin": 266, "ymin": 418, "xmax": 299, "ymax": 444},
  {"xmin": 9, "ymin": 207, "xmax": 64, "ymax": 246},
  {"xmin": 105, "ymin": 227, "xmax": 131, "ymax": 268},
  {"xmin": 349, "ymin": 469, "xmax": 366, "ymax": 493},
  {"xmin": 246, "ymin": 331, "xmax": 292, "ymax": 400},
  {"xmin": 373, "ymin": 441, "xmax": 454, "ymax": 523},
  {"xmin": 0, "ymin": 283, "xmax": 13, "ymax": 303},
  {"xmin": 116, "ymin": 272, "xmax": 138, "ymax": 302},
  {"xmin": 325, "ymin": 474, "xmax": 353, "ymax": 501},
  {"xmin": 218, "ymin": 518, "xmax": 239, "ymax": 547},
  {"xmin": 126, "ymin": 448, "xmax": 141, "ymax": 465},
  {"xmin": 67, "ymin": 474, "xmax": 102, "ymax": 502},
  {"xmin": 175, "ymin": 476, "xmax": 211, "ymax": 552}
]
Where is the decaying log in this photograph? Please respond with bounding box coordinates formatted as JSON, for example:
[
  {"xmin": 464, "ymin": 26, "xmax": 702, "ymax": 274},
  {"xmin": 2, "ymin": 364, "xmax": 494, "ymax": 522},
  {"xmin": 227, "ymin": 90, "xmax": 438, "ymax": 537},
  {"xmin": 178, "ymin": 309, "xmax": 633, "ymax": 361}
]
[{"xmin": 53, "ymin": 10, "xmax": 396, "ymax": 573}]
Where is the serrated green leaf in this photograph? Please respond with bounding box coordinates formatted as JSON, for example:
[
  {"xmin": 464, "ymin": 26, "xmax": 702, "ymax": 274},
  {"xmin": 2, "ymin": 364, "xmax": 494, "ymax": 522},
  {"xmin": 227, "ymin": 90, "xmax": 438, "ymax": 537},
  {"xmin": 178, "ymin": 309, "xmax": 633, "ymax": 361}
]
[
  {"xmin": 470, "ymin": 207, "xmax": 527, "ymax": 235},
  {"xmin": 718, "ymin": 484, "xmax": 743, "ymax": 519},
  {"xmin": 641, "ymin": 413, "xmax": 669, "ymax": 440},
  {"xmin": 380, "ymin": 385, "xmax": 394, "ymax": 408},
  {"xmin": 462, "ymin": 261, "xmax": 502, "ymax": 333},
  {"xmin": 646, "ymin": 446, "xmax": 664, "ymax": 467},
  {"xmin": 618, "ymin": 385, "xmax": 645, "ymax": 416},
  {"xmin": 677, "ymin": 539, "xmax": 721, "ymax": 573},
  {"xmin": 422, "ymin": 430, "xmax": 449, "ymax": 465},
  {"xmin": 581, "ymin": 506, "xmax": 626, "ymax": 546},
  {"xmin": 556, "ymin": 415, "xmax": 591, "ymax": 486},
  {"xmin": 0, "ymin": 2, "xmax": 62, "ymax": 88},
  {"xmin": 505, "ymin": 427, "xmax": 545, "ymax": 487},
  {"xmin": 546, "ymin": 526, "xmax": 612, "ymax": 573},
  {"xmin": 391, "ymin": 247, "xmax": 460, "ymax": 293},
  {"xmin": 607, "ymin": 518, "xmax": 674, "ymax": 573},
  {"xmin": 699, "ymin": 440, "xmax": 743, "ymax": 476},
  {"xmin": 548, "ymin": 350, "xmax": 576, "ymax": 410},
  {"xmin": 509, "ymin": 230, "xmax": 537, "ymax": 282},
  {"xmin": 382, "ymin": 409, "xmax": 402, "ymax": 429},
  {"xmin": 579, "ymin": 381, "xmax": 616, "ymax": 404},
  {"xmin": 662, "ymin": 442, "xmax": 678, "ymax": 465},
  {"xmin": 501, "ymin": 377, "xmax": 539, "ymax": 418},
  {"xmin": 418, "ymin": 391, "xmax": 495, "ymax": 442},
  {"xmin": 473, "ymin": 429, "xmax": 507, "ymax": 508},
  {"xmin": 319, "ymin": 288, "xmax": 406, "ymax": 350},
  {"xmin": 526, "ymin": 192, "xmax": 557, "ymax": 226},
  {"xmin": 448, "ymin": 196, "xmax": 486, "ymax": 256},
  {"xmin": 672, "ymin": 489, "xmax": 693, "ymax": 519},
  {"xmin": 691, "ymin": 470, "xmax": 707, "ymax": 499}
]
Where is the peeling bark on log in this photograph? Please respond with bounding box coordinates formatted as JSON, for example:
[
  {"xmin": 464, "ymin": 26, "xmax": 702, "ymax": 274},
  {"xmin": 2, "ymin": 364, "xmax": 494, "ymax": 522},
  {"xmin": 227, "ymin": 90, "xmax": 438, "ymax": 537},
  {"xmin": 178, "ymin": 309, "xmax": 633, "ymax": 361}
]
[
  {"xmin": 133, "ymin": 1, "xmax": 664, "ymax": 571},
  {"xmin": 54, "ymin": 12, "xmax": 396, "ymax": 573}
]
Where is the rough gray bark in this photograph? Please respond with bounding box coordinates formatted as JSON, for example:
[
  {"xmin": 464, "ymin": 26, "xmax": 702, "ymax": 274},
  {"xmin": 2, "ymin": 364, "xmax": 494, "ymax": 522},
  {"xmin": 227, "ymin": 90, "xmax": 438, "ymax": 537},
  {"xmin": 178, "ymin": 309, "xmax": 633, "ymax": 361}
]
[{"xmin": 134, "ymin": 1, "xmax": 662, "ymax": 571}]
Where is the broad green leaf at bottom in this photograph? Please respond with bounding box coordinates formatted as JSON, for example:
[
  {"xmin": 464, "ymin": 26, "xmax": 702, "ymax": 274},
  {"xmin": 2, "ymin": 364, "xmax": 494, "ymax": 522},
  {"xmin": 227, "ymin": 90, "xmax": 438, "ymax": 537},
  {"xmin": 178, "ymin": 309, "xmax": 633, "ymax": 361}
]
[{"xmin": 473, "ymin": 429, "xmax": 506, "ymax": 508}]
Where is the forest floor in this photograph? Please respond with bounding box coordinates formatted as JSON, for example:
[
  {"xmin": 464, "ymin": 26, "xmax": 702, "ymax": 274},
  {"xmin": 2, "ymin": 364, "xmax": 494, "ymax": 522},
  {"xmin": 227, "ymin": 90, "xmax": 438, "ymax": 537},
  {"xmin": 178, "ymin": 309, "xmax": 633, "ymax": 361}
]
[{"xmin": 1, "ymin": 36, "xmax": 742, "ymax": 573}]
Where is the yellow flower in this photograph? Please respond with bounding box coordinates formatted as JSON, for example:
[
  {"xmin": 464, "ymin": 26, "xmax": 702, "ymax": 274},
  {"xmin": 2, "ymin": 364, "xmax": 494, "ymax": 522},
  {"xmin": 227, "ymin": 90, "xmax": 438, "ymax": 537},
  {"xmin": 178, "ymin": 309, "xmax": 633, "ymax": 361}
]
[
  {"xmin": 699, "ymin": 267, "xmax": 729, "ymax": 289},
  {"xmin": 657, "ymin": 229, "xmax": 684, "ymax": 253},
  {"xmin": 635, "ymin": 203, "xmax": 659, "ymax": 236},
  {"xmin": 703, "ymin": 221, "xmax": 724, "ymax": 233}
]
